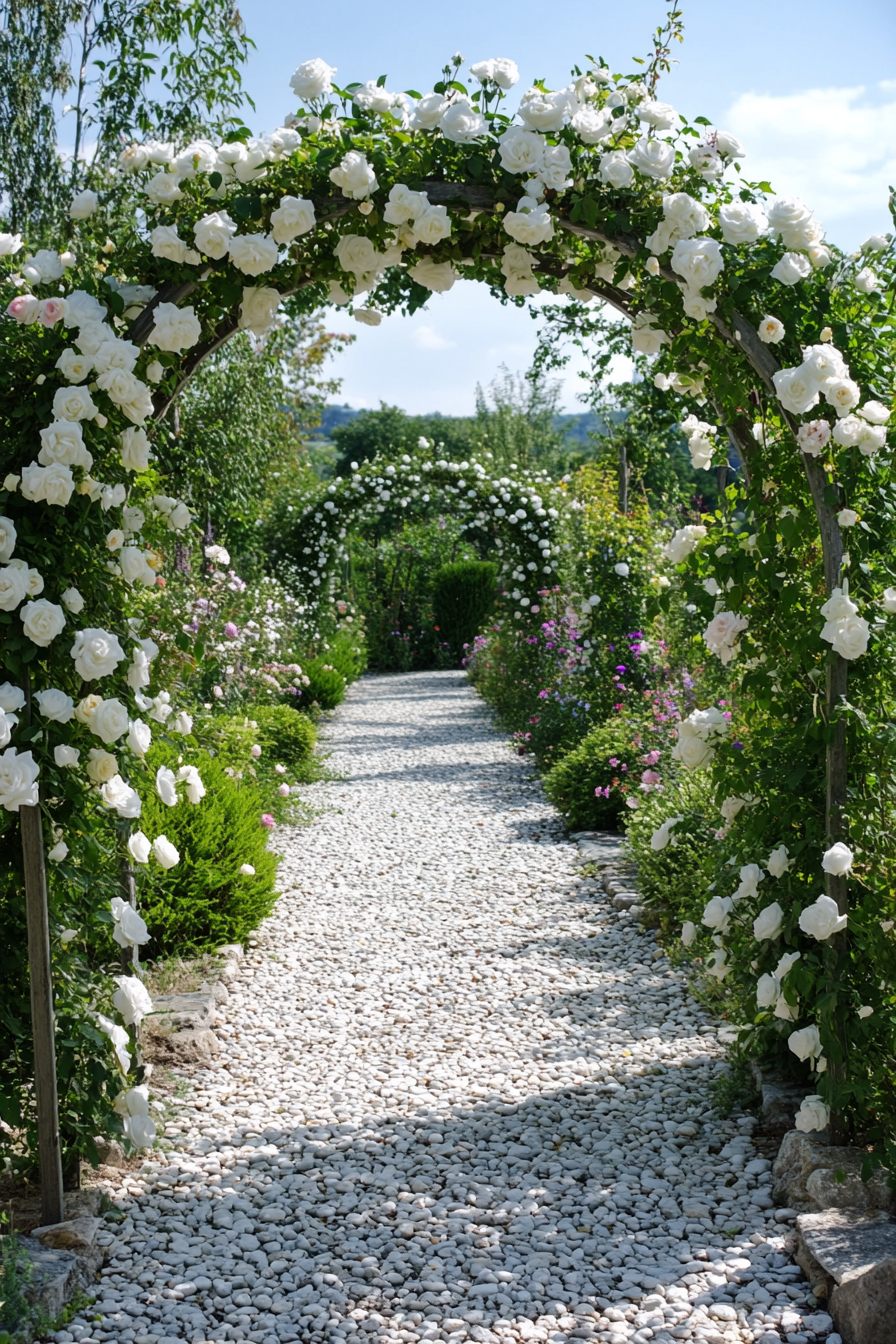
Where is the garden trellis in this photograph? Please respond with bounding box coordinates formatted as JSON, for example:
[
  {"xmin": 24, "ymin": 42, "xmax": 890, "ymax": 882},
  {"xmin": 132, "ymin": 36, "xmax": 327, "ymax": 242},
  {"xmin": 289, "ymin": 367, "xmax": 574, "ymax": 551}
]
[
  {"xmin": 273, "ymin": 453, "xmax": 574, "ymax": 618},
  {"xmin": 2, "ymin": 6, "xmax": 895, "ymax": 1213}
]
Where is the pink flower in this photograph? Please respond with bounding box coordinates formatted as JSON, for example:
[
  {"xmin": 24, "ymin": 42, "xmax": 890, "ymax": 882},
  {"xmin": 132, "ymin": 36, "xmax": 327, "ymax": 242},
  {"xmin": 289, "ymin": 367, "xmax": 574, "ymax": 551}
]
[
  {"xmin": 261, "ymin": 813, "xmax": 275, "ymax": 828},
  {"xmin": 640, "ymin": 769, "xmax": 662, "ymax": 792},
  {"xmin": 224, "ymin": 621, "xmax": 239, "ymax": 639},
  {"xmin": 250, "ymin": 744, "xmax": 262, "ymax": 758},
  {"xmin": 641, "ymin": 749, "xmax": 661, "ymax": 765},
  {"xmin": 7, "ymin": 295, "xmax": 40, "ymax": 324},
  {"xmin": 39, "ymin": 297, "xmax": 66, "ymax": 326}
]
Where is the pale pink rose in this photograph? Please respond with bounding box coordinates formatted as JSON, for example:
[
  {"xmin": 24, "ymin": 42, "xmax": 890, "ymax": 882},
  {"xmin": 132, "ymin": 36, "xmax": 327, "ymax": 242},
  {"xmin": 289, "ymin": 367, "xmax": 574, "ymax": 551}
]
[
  {"xmin": 7, "ymin": 295, "xmax": 40, "ymax": 324},
  {"xmin": 39, "ymin": 298, "xmax": 67, "ymax": 327}
]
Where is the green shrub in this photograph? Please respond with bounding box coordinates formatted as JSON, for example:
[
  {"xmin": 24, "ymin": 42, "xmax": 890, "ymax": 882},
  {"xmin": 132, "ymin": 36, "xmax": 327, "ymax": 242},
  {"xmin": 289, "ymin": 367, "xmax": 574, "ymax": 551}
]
[
  {"xmin": 137, "ymin": 747, "xmax": 278, "ymax": 957},
  {"xmin": 432, "ymin": 560, "xmax": 497, "ymax": 662},
  {"xmin": 324, "ymin": 628, "xmax": 367, "ymax": 682},
  {"xmin": 251, "ymin": 704, "xmax": 316, "ymax": 767},
  {"xmin": 301, "ymin": 657, "xmax": 346, "ymax": 710},
  {"xmin": 624, "ymin": 771, "xmax": 716, "ymax": 936},
  {"xmin": 543, "ymin": 715, "xmax": 644, "ymax": 831}
]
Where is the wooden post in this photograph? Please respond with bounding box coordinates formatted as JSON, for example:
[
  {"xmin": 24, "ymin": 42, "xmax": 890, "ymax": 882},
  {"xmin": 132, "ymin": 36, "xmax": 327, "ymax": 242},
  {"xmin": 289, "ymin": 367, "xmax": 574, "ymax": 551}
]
[{"xmin": 21, "ymin": 801, "xmax": 65, "ymax": 1225}]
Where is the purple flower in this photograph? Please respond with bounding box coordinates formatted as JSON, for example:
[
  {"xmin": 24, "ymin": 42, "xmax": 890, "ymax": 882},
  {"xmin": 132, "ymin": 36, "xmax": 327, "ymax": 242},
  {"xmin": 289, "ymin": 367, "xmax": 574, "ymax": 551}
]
[{"xmin": 224, "ymin": 621, "xmax": 239, "ymax": 639}]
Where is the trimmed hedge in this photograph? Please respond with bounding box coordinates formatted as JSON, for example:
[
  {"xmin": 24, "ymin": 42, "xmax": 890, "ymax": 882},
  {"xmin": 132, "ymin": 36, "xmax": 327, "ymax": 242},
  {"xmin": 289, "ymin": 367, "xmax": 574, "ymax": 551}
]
[
  {"xmin": 432, "ymin": 560, "xmax": 497, "ymax": 663},
  {"xmin": 542, "ymin": 717, "xmax": 642, "ymax": 832},
  {"xmin": 251, "ymin": 703, "xmax": 316, "ymax": 767}
]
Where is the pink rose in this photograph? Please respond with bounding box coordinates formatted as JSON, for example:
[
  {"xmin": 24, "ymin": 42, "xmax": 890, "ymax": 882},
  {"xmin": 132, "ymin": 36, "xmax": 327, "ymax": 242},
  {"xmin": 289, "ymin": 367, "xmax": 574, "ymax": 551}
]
[
  {"xmin": 39, "ymin": 297, "xmax": 67, "ymax": 327},
  {"xmin": 640, "ymin": 769, "xmax": 662, "ymax": 791},
  {"xmin": 261, "ymin": 812, "xmax": 275, "ymax": 828},
  {"xmin": 7, "ymin": 295, "xmax": 40, "ymax": 324}
]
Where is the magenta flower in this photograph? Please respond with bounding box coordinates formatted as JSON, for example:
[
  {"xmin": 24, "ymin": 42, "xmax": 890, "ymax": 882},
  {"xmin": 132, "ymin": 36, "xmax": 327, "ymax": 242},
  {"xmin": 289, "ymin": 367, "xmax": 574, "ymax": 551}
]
[
  {"xmin": 224, "ymin": 621, "xmax": 239, "ymax": 639},
  {"xmin": 261, "ymin": 813, "xmax": 275, "ymax": 828}
]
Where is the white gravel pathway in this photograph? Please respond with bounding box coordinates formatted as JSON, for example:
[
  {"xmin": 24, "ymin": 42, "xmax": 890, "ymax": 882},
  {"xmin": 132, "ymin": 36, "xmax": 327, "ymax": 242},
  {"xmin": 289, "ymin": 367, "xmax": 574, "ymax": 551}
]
[{"xmin": 62, "ymin": 672, "xmax": 830, "ymax": 1344}]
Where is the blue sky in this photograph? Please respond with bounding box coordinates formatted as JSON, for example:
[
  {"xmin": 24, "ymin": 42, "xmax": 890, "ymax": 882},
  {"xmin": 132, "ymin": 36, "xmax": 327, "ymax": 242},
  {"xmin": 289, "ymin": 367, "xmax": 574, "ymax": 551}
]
[{"xmin": 239, "ymin": 0, "xmax": 896, "ymax": 414}]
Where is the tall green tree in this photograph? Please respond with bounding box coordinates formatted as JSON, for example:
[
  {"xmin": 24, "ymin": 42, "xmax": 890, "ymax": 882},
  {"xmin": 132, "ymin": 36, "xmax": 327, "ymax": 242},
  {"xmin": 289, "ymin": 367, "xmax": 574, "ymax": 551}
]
[{"xmin": 0, "ymin": 0, "xmax": 252, "ymax": 239}]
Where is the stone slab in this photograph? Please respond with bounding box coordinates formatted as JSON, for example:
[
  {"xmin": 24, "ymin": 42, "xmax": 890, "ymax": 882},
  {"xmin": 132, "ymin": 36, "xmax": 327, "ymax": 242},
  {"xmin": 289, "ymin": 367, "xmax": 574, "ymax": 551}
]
[
  {"xmin": 797, "ymin": 1209, "xmax": 896, "ymax": 1343},
  {"xmin": 572, "ymin": 832, "xmax": 627, "ymax": 865},
  {"xmin": 773, "ymin": 1129, "xmax": 893, "ymax": 1212},
  {"xmin": 145, "ymin": 989, "xmax": 217, "ymax": 1031}
]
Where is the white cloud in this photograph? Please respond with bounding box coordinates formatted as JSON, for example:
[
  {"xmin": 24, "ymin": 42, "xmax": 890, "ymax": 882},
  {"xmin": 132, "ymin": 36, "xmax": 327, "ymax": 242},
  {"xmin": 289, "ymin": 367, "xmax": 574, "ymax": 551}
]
[
  {"xmin": 413, "ymin": 325, "xmax": 456, "ymax": 351},
  {"xmin": 724, "ymin": 83, "xmax": 896, "ymax": 247}
]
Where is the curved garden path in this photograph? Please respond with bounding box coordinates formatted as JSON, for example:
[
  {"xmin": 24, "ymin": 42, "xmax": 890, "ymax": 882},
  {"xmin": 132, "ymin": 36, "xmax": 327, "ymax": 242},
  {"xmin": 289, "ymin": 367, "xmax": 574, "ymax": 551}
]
[{"xmin": 62, "ymin": 671, "xmax": 824, "ymax": 1344}]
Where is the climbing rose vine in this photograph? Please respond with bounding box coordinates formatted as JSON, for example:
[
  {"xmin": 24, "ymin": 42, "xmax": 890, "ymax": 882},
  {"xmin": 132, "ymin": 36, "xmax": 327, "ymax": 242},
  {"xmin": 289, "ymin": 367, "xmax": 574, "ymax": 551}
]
[{"xmin": 1, "ymin": 14, "xmax": 895, "ymax": 1161}]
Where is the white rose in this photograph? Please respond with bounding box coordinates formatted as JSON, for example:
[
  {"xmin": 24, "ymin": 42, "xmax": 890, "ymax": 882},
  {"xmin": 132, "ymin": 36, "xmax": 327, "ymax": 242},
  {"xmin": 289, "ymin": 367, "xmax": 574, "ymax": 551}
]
[
  {"xmin": 628, "ymin": 137, "xmax": 675, "ymax": 179},
  {"xmin": 128, "ymin": 830, "xmax": 152, "ymax": 864},
  {"xmin": 773, "ymin": 367, "xmax": 820, "ymax": 415},
  {"xmin": 120, "ymin": 547, "xmax": 156, "ymax": 587},
  {"xmin": 38, "ymin": 421, "xmax": 91, "ymax": 469},
  {"xmin": 21, "ymin": 599, "xmax": 65, "ymax": 647},
  {"xmin": 517, "ymin": 87, "xmax": 572, "ymax": 133},
  {"xmin": 821, "ymin": 841, "xmax": 853, "ymax": 875},
  {"xmin": 62, "ymin": 290, "xmax": 106, "ymax": 328},
  {"xmin": 0, "ymin": 517, "xmax": 15, "ymax": 562},
  {"xmin": 55, "ymin": 348, "xmax": 93, "ymax": 383},
  {"xmin": 837, "ymin": 508, "xmax": 858, "ymax": 528},
  {"xmin": 143, "ymin": 171, "xmax": 183, "ymax": 204},
  {"xmin": 795, "ymin": 1096, "xmax": 830, "ymax": 1133},
  {"xmin": 54, "ymin": 744, "xmax": 80, "ymax": 768},
  {"xmin": 0, "ymin": 683, "xmax": 24, "ymax": 713},
  {"xmin": 882, "ymin": 588, "xmax": 896, "ymax": 613},
  {"xmin": 756, "ymin": 973, "xmax": 779, "ymax": 1009},
  {"xmin": 680, "ymin": 920, "xmax": 697, "ymax": 946},
  {"xmin": 0, "ymin": 231, "xmax": 23, "ymax": 256},
  {"xmin": 570, "ymin": 105, "xmax": 615, "ymax": 144},
  {"xmin": 148, "ymin": 302, "xmax": 202, "ymax": 353},
  {"xmin": 767, "ymin": 197, "xmax": 812, "ymax": 235},
  {"xmin": 0, "ymin": 746, "xmax": 40, "ymax": 810},
  {"xmin": 334, "ymin": 234, "xmax": 379, "ymax": 276},
  {"xmin": 90, "ymin": 698, "xmax": 129, "ymax": 744},
  {"xmin": 70, "ymin": 627, "xmax": 126, "ymax": 681},
  {"xmin": 177, "ymin": 763, "xmax": 206, "ymax": 804},
  {"xmin": 290, "ymin": 57, "xmax": 336, "ymax": 101},
  {"xmin": 95, "ymin": 368, "xmax": 154, "ymax": 425},
  {"xmin": 498, "ymin": 128, "xmax": 545, "ymax": 174},
  {"xmin": 101, "ymin": 774, "xmax": 141, "ymax": 818},
  {"xmin": 410, "ymin": 93, "xmax": 447, "ymax": 130},
  {"xmin": 599, "ymin": 150, "xmax": 633, "ymax": 188},
  {"xmin": 702, "ymin": 895, "xmax": 733, "ymax": 934},
  {"xmin": 119, "ymin": 142, "xmax": 149, "ymax": 172},
  {"xmin": 411, "ymin": 204, "xmax": 452, "ymax": 246},
  {"xmin": 798, "ymin": 420, "xmax": 832, "ymax": 455},
  {"xmin": 174, "ymin": 139, "xmax": 216, "ymax": 177},
  {"xmin": 703, "ymin": 610, "xmax": 748, "ymax": 664},
  {"xmin": 0, "ymin": 707, "xmax": 13, "ymax": 748},
  {"xmin": 93, "ymin": 336, "xmax": 139, "ymax": 375},
  {"xmin": 150, "ymin": 224, "xmax": 189, "ymax": 262},
  {"xmin": 638, "ymin": 99, "xmax": 677, "ymax": 130},
  {"xmin": 122, "ymin": 505, "xmax": 145, "ymax": 533},
  {"xmin": 788, "ymin": 1024, "xmax": 823, "ymax": 1062},
  {"xmin": 153, "ymin": 834, "xmax": 180, "ymax": 869},
  {"xmin": 825, "ymin": 377, "xmax": 861, "ymax": 417},
  {"xmin": 439, "ymin": 98, "xmax": 486, "ymax": 143},
  {"xmin": 354, "ymin": 308, "xmax": 382, "ymax": 327},
  {"xmin": 109, "ymin": 896, "xmax": 149, "ymax": 947},
  {"xmin": 22, "ymin": 248, "xmax": 63, "ymax": 283},
  {"xmin": 119, "ymin": 427, "xmax": 152, "ymax": 473},
  {"xmin": 753, "ymin": 902, "xmax": 784, "ymax": 941},
  {"xmin": 857, "ymin": 399, "xmax": 890, "ymax": 425},
  {"xmin": 156, "ymin": 765, "xmax": 179, "ymax": 806},
  {"xmin": 126, "ymin": 719, "xmax": 151, "ymax": 757},
  {"xmin": 771, "ymin": 252, "xmax": 812, "ymax": 285},
  {"xmin": 767, "ymin": 844, "xmax": 792, "ymax": 878},
  {"xmin": 798, "ymin": 894, "xmax": 848, "ymax": 941},
  {"xmin": 52, "ymin": 385, "xmax": 97, "ymax": 422},
  {"xmin": 238, "ymin": 286, "xmax": 281, "ymax": 335},
  {"xmin": 240, "ymin": 862, "xmax": 256, "ymax": 876},
  {"xmin": 717, "ymin": 201, "xmax": 767, "ymax": 245},
  {"xmin": 35, "ymin": 688, "xmax": 74, "ymax": 723},
  {"xmin": 61, "ymin": 587, "xmax": 84, "ymax": 613},
  {"xmin": 649, "ymin": 815, "xmax": 683, "ymax": 850},
  {"xmin": 172, "ymin": 711, "xmax": 193, "ymax": 735},
  {"xmin": 821, "ymin": 612, "xmax": 869, "ymax": 660},
  {"xmin": 670, "ymin": 237, "xmax": 724, "ymax": 289},
  {"xmin": 0, "ymin": 565, "xmax": 28, "ymax": 611},
  {"xmin": 409, "ymin": 259, "xmax": 457, "ymax": 293},
  {"xmin": 269, "ymin": 196, "xmax": 316, "ymax": 245},
  {"xmin": 106, "ymin": 529, "xmax": 124, "ymax": 552},
  {"xmin": 757, "ymin": 315, "xmax": 785, "ymax": 344},
  {"xmin": 191, "ymin": 210, "xmax": 236, "ymax": 258},
  {"xmin": 112, "ymin": 975, "xmax": 153, "ymax": 1027},
  {"xmin": 86, "ymin": 748, "xmax": 118, "ymax": 783},
  {"xmin": 228, "ymin": 232, "xmax": 279, "ymax": 277},
  {"xmin": 329, "ymin": 150, "xmax": 377, "ymax": 199},
  {"xmin": 503, "ymin": 200, "xmax": 554, "ymax": 247},
  {"xmin": 854, "ymin": 266, "xmax": 878, "ymax": 294},
  {"xmin": 662, "ymin": 524, "xmax": 706, "ymax": 564},
  {"xmin": 706, "ymin": 949, "xmax": 729, "ymax": 981},
  {"xmin": 48, "ymin": 838, "xmax": 68, "ymax": 861}
]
